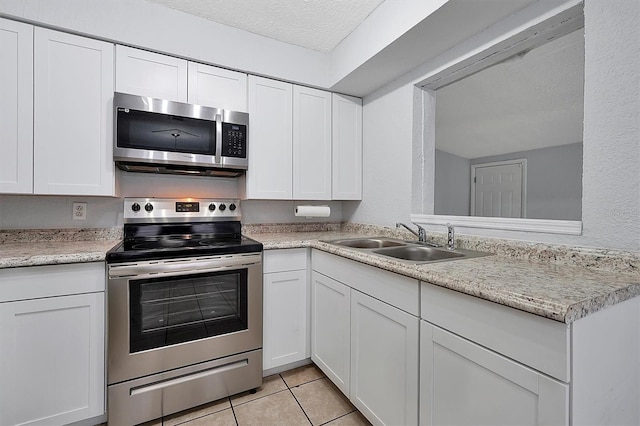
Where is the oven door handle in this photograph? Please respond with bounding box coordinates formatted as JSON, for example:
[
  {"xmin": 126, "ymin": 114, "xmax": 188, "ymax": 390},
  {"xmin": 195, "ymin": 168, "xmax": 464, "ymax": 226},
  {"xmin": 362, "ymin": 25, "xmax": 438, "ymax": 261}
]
[{"xmin": 109, "ymin": 253, "xmax": 261, "ymax": 277}]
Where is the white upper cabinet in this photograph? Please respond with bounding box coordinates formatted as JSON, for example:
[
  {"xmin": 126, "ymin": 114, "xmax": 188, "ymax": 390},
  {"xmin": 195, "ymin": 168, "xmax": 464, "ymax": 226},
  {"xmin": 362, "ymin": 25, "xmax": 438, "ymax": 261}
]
[
  {"xmin": 115, "ymin": 45, "xmax": 188, "ymax": 102},
  {"xmin": 293, "ymin": 86, "xmax": 332, "ymax": 200},
  {"xmin": 332, "ymin": 94, "xmax": 362, "ymax": 200},
  {"xmin": 246, "ymin": 76, "xmax": 352, "ymax": 201},
  {"xmin": 187, "ymin": 62, "xmax": 248, "ymax": 112},
  {"xmin": 0, "ymin": 19, "xmax": 33, "ymax": 194},
  {"xmin": 116, "ymin": 46, "xmax": 248, "ymax": 111},
  {"xmin": 33, "ymin": 28, "xmax": 115, "ymax": 196},
  {"xmin": 246, "ymin": 75, "xmax": 293, "ymax": 199}
]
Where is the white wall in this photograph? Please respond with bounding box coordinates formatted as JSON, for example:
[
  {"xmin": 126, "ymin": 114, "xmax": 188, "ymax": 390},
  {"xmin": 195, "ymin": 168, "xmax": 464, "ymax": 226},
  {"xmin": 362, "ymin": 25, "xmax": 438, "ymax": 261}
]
[
  {"xmin": 351, "ymin": 0, "xmax": 639, "ymax": 251},
  {"xmin": 580, "ymin": 0, "xmax": 639, "ymax": 251},
  {"xmin": 434, "ymin": 149, "xmax": 470, "ymax": 217},
  {"xmin": 342, "ymin": 83, "xmax": 415, "ymax": 225},
  {"xmin": 0, "ymin": 172, "xmax": 338, "ymax": 228}
]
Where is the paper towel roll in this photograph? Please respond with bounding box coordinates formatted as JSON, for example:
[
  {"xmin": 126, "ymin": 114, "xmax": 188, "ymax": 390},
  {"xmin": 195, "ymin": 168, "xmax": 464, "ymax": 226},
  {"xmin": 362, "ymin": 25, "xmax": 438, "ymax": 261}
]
[{"xmin": 295, "ymin": 205, "xmax": 330, "ymax": 218}]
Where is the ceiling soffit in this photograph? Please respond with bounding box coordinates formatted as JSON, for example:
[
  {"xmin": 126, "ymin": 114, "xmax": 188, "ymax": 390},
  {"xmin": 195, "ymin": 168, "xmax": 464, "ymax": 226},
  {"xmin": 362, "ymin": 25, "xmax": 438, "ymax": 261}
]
[{"xmin": 145, "ymin": 0, "xmax": 385, "ymax": 53}]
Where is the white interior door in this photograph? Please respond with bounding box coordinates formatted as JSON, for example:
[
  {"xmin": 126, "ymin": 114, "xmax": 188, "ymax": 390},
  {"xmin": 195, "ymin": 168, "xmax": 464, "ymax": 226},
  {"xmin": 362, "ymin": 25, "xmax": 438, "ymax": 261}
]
[{"xmin": 471, "ymin": 160, "xmax": 526, "ymax": 218}]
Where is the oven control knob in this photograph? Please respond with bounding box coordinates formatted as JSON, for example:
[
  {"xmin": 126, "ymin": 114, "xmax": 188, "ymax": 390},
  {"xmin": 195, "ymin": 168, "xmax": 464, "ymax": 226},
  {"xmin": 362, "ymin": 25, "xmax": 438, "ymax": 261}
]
[
  {"xmin": 144, "ymin": 203, "xmax": 154, "ymax": 212},
  {"xmin": 131, "ymin": 203, "xmax": 141, "ymax": 212},
  {"xmin": 219, "ymin": 203, "xmax": 226, "ymax": 211},
  {"xmin": 229, "ymin": 203, "xmax": 236, "ymax": 211},
  {"xmin": 208, "ymin": 203, "xmax": 216, "ymax": 212}
]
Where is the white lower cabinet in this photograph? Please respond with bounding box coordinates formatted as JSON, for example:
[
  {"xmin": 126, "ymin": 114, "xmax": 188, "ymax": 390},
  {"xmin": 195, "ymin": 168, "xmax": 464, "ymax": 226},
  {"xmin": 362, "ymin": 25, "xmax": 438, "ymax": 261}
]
[
  {"xmin": 0, "ymin": 263, "xmax": 106, "ymax": 426},
  {"xmin": 420, "ymin": 321, "xmax": 568, "ymax": 426},
  {"xmin": 351, "ymin": 291, "xmax": 419, "ymax": 426},
  {"xmin": 311, "ymin": 271, "xmax": 351, "ymax": 394},
  {"xmin": 311, "ymin": 250, "xmax": 419, "ymax": 426},
  {"xmin": 309, "ymin": 251, "xmax": 639, "ymax": 425},
  {"xmin": 263, "ymin": 249, "xmax": 309, "ymax": 371}
]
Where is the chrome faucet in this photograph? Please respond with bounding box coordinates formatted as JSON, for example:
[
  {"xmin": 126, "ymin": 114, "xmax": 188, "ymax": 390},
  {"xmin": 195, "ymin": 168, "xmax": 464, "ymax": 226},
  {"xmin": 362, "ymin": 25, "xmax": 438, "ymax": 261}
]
[{"xmin": 396, "ymin": 222, "xmax": 427, "ymax": 243}]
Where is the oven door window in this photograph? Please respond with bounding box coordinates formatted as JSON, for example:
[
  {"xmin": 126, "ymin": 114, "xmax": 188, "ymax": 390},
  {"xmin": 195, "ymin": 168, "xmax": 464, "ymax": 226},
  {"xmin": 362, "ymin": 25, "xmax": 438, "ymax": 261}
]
[
  {"xmin": 129, "ymin": 269, "xmax": 247, "ymax": 353},
  {"xmin": 117, "ymin": 108, "xmax": 216, "ymax": 155}
]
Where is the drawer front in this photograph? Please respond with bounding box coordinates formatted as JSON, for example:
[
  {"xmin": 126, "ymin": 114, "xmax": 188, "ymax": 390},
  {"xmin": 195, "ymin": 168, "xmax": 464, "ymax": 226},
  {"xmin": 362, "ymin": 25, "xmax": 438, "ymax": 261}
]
[
  {"xmin": 312, "ymin": 250, "xmax": 419, "ymax": 316},
  {"xmin": 0, "ymin": 262, "xmax": 105, "ymax": 302},
  {"xmin": 421, "ymin": 283, "xmax": 570, "ymax": 382},
  {"xmin": 264, "ymin": 248, "xmax": 307, "ymax": 273}
]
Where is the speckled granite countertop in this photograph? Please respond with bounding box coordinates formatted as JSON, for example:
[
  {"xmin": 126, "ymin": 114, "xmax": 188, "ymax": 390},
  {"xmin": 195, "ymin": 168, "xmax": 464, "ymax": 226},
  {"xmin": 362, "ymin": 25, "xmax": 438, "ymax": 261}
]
[
  {"xmin": 0, "ymin": 228, "xmax": 122, "ymax": 268},
  {"xmin": 246, "ymin": 230, "xmax": 640, "ymax": 324},
  {"xmin": 0, "ymin": 239, "xmax": 121, "ymax": 268},
  {"xmin": 2, "ymin": 226, "xmax": 638, "ymax": 324}
]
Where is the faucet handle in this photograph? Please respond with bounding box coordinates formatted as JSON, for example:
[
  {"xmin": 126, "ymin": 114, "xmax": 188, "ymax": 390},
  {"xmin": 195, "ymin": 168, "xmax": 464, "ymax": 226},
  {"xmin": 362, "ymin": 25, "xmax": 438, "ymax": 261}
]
[
  {"xmin": 446, "ymin": 223, "xmax": 455, "ymax": 250},
  {"xmin": 414, "ymin": 223, "xmax": 427, "ymax": 243}
]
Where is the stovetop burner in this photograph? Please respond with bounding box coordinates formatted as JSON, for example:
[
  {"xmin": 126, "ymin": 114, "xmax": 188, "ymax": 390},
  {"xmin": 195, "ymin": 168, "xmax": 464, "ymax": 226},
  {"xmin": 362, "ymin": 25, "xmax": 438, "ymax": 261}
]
[{"xmin": 106, "ymin": 198, "xmax": 263, "ymax": 263}]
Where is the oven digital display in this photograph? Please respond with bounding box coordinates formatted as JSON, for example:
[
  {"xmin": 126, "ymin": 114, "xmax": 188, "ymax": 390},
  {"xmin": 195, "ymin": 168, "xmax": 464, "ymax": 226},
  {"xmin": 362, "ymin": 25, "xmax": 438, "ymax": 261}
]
[{"xmin": 176, "ymin": 202, "xmax": 200, "ymax": 212}]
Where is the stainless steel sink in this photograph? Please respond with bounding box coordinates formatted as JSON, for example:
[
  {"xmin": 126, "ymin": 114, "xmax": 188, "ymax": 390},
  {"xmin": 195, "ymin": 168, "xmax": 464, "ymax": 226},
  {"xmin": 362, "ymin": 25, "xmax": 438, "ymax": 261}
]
[
  {"xmin": 325, "ymin": 236, "xmax": 490, "ymax": 264},
  {"xmin": 373, "ymin": 245, "xmax": 464, "ymax": 262},
  {"xmin": 328, "ymin": 237, "xmax": 408, "ymax": 249}
]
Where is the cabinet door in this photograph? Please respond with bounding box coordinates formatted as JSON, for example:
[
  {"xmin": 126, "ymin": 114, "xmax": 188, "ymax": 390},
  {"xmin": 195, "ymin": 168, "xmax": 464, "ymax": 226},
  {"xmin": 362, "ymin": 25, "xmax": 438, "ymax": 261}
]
[
  {"xmin": 0, "ymin": 293, "xmax": 105, "ymax": 426},
  {"xmin": 246, "ymin": 76, "xmax": 293, "ymax": 199},
  {"xmin": 33, "ymin": 28, "xmax": 114, "ymax": 195},
  {"xmin": 420, "ymin": 321, "xmax": 569, "ymax": 426},
  {"xmin": 293, "ymin": 86, "xmax": 332, "ymax": 200},
  {"xmin": 187, "ymin": 62, "xmax": 247, "ymax": 112},
  {"xmin": 115, "ymin": 45, "xmax": 187, "ymax": 102},
  {"xmin": 0, "ymin": 18, "xmax": 33, "ymax": 194},
  {"xmin": 263, "ymin": 269, "xmax": 308, "ymax": 370},
  {"xmin": 332, "ymin": 94, "xmax": 362, "ymax": 200},
  {"xmin": 350, "ymin": 290, "xmax": 419, "ymax": 426},
  {"xmin": 311, "ymin": 271, "xmax": 351, "ymax": 395}
]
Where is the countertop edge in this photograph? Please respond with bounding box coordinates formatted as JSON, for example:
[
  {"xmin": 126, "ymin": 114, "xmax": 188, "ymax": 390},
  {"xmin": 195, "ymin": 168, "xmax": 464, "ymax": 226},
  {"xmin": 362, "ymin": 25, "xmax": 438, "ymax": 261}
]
[
  {"xmin": 258, "ymin": 238, "xmax": 640, "ymax": 324},
  {"xmin": 2, "ymin": 234, "xmax": 639, "ymax": 325}
]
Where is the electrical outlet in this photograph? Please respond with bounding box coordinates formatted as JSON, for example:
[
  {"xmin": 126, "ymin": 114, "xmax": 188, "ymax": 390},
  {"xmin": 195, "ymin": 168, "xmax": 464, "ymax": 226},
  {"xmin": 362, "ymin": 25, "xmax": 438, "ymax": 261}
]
[{"xmin": 73, "ymin": 202, "xmax": 87, "ymax": 220}]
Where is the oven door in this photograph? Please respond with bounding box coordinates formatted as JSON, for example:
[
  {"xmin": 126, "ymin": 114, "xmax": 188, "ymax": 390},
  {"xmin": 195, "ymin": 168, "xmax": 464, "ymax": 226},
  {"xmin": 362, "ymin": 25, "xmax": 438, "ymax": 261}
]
[{"xmin": 108, "ymin": 253, "xmax": 262, "ymax": 385}]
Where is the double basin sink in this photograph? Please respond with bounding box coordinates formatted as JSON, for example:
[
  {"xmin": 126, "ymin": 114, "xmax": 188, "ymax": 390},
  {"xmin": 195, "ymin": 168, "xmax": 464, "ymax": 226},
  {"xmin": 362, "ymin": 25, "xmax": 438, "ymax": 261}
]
[{"xmin": 325, "ymin": 237, "xmax": 489, "ymax": 264}]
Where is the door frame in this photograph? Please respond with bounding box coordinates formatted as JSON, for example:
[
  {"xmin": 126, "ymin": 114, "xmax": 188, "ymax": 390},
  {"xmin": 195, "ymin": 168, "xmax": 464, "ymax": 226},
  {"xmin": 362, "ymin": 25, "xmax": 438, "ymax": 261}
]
[{"xmin": 470, "ymin": 158, "xmax": 527, "ymax": 218}]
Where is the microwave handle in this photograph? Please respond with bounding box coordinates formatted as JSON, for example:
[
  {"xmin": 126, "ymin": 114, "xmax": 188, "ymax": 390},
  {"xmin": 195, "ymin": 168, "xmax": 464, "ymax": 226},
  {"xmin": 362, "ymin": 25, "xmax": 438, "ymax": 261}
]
[{"xmin": 215, "ymin": 113, "xmax": 222, "ymax": 165}]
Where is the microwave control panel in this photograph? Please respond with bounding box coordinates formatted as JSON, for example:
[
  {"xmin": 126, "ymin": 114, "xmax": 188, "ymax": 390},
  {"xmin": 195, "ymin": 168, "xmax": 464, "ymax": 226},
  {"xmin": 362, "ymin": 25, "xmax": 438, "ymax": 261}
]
[{"xmin": 221, "ymin": 123, "xmax": 247, "ymax": 158}]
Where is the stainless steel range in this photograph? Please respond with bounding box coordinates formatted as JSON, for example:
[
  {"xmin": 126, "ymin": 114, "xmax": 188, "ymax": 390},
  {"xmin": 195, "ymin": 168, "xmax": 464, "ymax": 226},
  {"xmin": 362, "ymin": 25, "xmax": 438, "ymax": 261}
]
[{"xmin": 106, "ymin": 198, "xmax": 263, "ymax": 426}]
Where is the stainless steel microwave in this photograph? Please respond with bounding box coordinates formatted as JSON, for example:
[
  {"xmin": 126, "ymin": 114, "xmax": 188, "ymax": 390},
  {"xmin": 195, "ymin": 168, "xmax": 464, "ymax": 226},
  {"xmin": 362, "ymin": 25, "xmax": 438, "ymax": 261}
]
[{"xmin": 113, "ymin": 92, "xmax": 249, "ymax": 177}]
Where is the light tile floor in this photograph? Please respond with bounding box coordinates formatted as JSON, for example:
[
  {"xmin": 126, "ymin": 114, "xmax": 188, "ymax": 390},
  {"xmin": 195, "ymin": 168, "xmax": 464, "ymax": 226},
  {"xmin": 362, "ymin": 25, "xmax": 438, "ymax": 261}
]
[{"xmin": 138, "ymin": 364, "xmax": 371, "ymax": 426}]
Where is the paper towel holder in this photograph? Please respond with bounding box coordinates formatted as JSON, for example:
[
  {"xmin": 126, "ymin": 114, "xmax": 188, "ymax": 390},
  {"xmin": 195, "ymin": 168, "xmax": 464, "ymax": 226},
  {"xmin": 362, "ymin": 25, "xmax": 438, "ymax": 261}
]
[{"xmin": 294, "ymin": 205, "xmax": 331, "ymax": 218}]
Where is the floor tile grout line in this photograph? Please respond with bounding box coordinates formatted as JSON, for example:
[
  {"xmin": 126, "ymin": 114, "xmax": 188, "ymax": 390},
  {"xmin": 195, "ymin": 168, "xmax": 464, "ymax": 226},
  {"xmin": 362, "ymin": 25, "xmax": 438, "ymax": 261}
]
[
  {"xmin": 230, "ymin": 387, "xmax": 291, "ymax": 408},
  {"xmin": 287, "ymin": 386, "xmax": 314, "ymax": 425},
  {"xmin": 283, "ymin": 375, "xmax": 328, "ymax": 390},
  {"xmin": 161, "ymin": 397, "xmax": 233, "ymax": 426},
  {"xmin": 229, "ymin": 396, "xmax": 239, "ymax": 426},
  {"xmin": 317, "ymin": 409, "xmax": 358, "ymax": 426}
]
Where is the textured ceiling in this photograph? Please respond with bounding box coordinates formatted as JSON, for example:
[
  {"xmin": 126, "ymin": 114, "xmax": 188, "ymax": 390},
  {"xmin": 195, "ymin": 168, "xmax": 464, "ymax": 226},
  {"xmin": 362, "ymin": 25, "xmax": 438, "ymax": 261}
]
[
  {"xmin": 436, "ymin": 28, "xmax": 585, "ymax": 159},
  {"xmin": 145, "ymin": 0, "xmax": 385, "ymax": 53}
]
